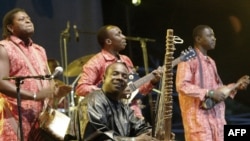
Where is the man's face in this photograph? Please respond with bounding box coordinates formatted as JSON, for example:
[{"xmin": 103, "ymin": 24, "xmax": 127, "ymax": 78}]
[
  {"xmin": 8, "ymin": 11, "xmax": 34, "ymax": 37},
  {"xmin": 199, "ymin": 28, "xmax": 216, "ymax": 50},
  {"xmin": 103, "ymin": 63, "xmax": 128, "ymax": 95},
  {"xmin": 107, "ymin": 27, "xmax": 127, "ymax": 52}
]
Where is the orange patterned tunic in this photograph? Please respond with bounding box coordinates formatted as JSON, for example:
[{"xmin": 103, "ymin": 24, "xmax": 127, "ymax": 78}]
[
  {"xmin": 176, "ymin": 49, "xmax": 236, "ymax": 141},
  {"xmin": 0, "ymin": 36, "xmax": 49, "ymax": 141}
]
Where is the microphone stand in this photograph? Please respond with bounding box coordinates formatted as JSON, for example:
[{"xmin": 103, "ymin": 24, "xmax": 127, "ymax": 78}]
[
  {"xmin": 140, "ymin": 40, "xmax": 149, "ymax": 74},
  {"xmin": 60, "ymin": 21, "xmax": 70, "ymax": 85},
  {"xmin": 68, "ymin": 74, "xmax": 81, "ymax": 117},
  {"xmin": 126, "ymin": 36, "xmax": 156, "ymax": 74},
  {"xmin": 3, "ymin": 75, "xmax": 50, "ymax": 141},
  {"xmin": 126, "ymin": 36, "xmax": 156, "ymax": 131},
  {"xmin": 69, "ymin": 74, "xmax": 81, "ymax": 108},
  {"xmin": 60, "ymin": 21, "xmax": 70, "ymax": 116}
]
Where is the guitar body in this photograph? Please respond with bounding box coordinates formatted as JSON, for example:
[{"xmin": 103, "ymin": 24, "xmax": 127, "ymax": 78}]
[
  {"xmin": 201, "ymin": 97, "xmax": 216, "ymax": 110},
  {"xmin": 127, "ymin": 73, "xmax": 144, "ymax": 103},
  {"xmin": 128, "ymin": 89, "xmax": 140, "ymax": 103},
  {"xmin": 200, "ymin": 75, "xmax": 250, "ymax": 110}
]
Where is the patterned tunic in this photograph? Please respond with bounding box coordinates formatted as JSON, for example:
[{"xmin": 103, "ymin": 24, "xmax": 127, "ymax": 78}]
[
  {"xmin": 76, "ymin": 49, "xmax": 154, "ymax": 96},
  {"xmin": 176, "ymin": 48, "xmax": 236, "ymax": 141},
  {"xmin": 0, "ymin": 36, "xmax": 49, "ymax": 141}
]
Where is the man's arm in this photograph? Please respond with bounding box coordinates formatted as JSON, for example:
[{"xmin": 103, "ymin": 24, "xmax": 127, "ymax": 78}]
[
  {"xmin": 75, "ymin": 62, "xmax": 101, "ymax": 96},
  {"xmin": 0, "ymin": 45, "xmax": 35, "ymax": 99}
]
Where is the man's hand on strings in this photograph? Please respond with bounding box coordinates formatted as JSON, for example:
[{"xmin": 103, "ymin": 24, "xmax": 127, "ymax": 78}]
[{"xmin": 151, "ymin": 66, "xmax": 163, "ymax": 85}]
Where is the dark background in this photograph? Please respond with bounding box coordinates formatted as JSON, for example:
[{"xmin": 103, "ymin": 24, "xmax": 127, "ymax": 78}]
[
  {"xmin": 102, "ymin": 0, "xmax": 250, "ymax": 108},
  {"xmin": 1, "ymin": 0, "xmax": 250, "ymax": 140}
]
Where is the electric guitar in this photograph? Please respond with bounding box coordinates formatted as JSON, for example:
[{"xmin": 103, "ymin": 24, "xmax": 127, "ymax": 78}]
[{"xmin": 126, "ymin": 47, "xmax": 196, "ymax": 103}]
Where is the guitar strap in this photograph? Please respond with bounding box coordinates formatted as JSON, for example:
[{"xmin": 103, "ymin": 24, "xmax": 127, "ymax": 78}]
[
  {"xmin": 195, "ymin": 49, "xmax": 204, "ymax": 88},
  {"xmin": 12, "ymin": 41, "xmax": 55, "ymax": 110},
  {"xmin": 13, "ymin": 42, "xmax": 43, "ymax": 89},
  {"xmin": 195, "ymin": 49, "xmax": 216, "ymax": 110}
]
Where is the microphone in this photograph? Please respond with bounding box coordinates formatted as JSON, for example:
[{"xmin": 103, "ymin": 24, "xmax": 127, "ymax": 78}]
[
  {"xmin": 50, "ymin": 66, "xmax": 63, "ymax": 79},
  {"xmin": 73, "ymin": 25, "xmax": 79, "ymax": 42},
  {"xmin": 61, "ymin": 21, "xmax": 71, "ymax": 41},
  {"xmin": 62, "ymin": 21, "xmax": 70, "ymax": 34}
]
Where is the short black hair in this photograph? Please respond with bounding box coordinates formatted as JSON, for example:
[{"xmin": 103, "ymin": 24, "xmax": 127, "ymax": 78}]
[
  {"xmin": 2, "ymin": 8, "xmax": 26, "ymax": 38},
  {"xmin": 192, "ymin": 25, "xmax": 212, "ymax": 42},
  {"xmin": 97, "ymin": 25, "xmax": 117, "ymax": 48},
  {"xmin": 104, "ymin": 61, "xmax": 128, "ymax": 76}
]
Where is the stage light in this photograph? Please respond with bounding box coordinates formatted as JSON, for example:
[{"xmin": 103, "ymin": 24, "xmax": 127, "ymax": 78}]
[{"xmin": 132, "ymin": 0, "xmax": 141, "ymax": 6}]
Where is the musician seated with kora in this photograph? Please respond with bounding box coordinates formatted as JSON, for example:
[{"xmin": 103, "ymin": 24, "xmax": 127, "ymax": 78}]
[{"xmin": 66, "ymin": 62, "xmax": 172, "ymax": 141}]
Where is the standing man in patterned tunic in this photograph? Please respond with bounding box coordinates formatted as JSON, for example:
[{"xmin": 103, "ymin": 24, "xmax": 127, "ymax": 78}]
[{"xmin": 0, "ymin": 8, "xmax": 71, "ymax": 141}]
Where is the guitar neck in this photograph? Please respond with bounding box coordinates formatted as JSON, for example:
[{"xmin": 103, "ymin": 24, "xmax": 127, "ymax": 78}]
[
  {"xmin": 133, "ymin": 56, "xmax": 182, "ymax": 89},
  {"xmin": 172, "ymin": 57, "xmax": 181, "ymax": 68},
  {"xmin": 224, "ymin": 82, "xmax": 241, "ymax": 97},
  {"xmin": 133, "ymin": 73, "xmax": 155, "ymax": 88}
]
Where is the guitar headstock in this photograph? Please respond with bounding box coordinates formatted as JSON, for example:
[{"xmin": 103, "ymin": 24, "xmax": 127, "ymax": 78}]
[
  {"xmin": 179, "ymin": 47, "xmax": 196, "ymax": 62},
  {"xmin": 236, "ymin": 75, "xmax": 250, "ymax": 89}
]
